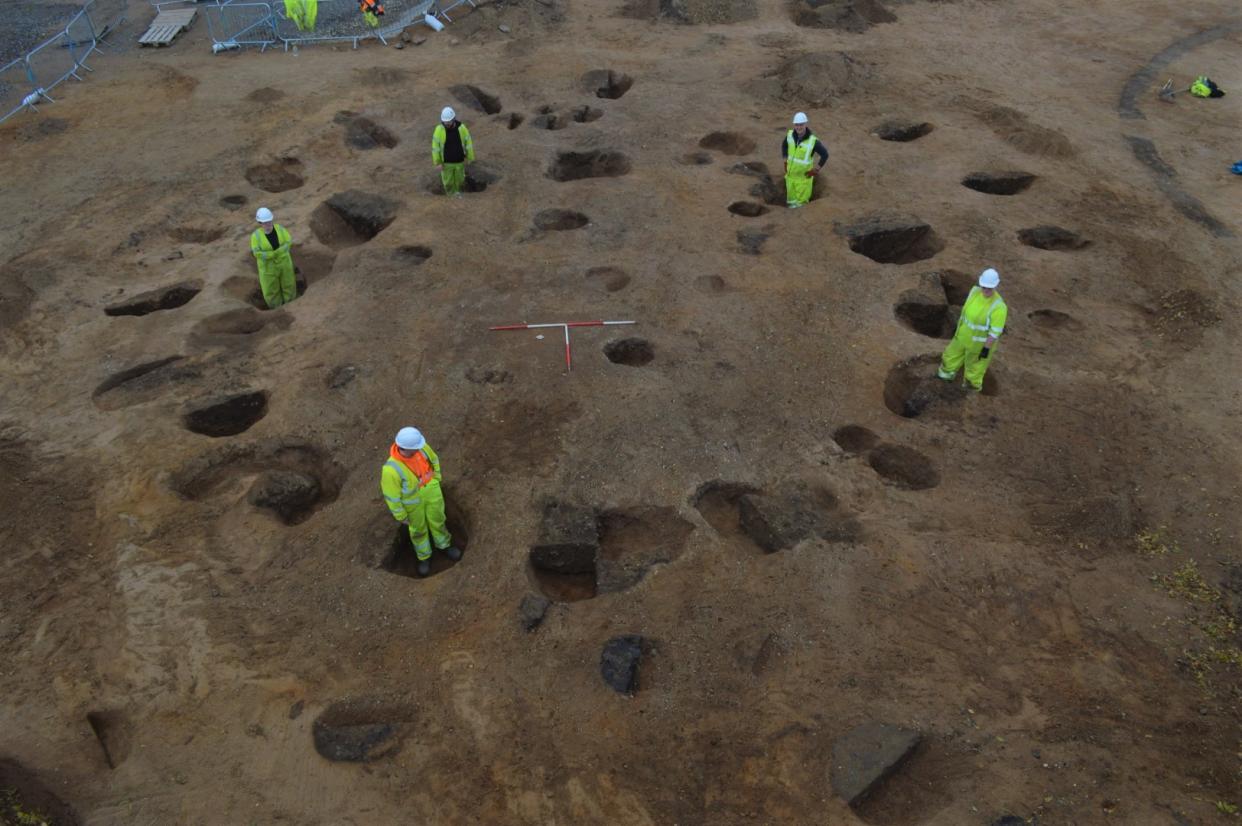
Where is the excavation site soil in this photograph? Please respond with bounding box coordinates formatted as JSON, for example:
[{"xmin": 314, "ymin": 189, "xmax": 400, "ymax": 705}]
[{"xmin": 1, "ymin": 0, "xmax": 1240, "ymax": 822}]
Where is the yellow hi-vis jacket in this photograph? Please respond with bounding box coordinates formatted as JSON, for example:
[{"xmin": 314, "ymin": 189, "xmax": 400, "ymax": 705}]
[
  {"xmin": 431, "ymin": 123, "xmax": 474, "ymax": 165},
  {"xmin": 785, "ymin": 130, "xmax": 818, "ymax": 171},
  {"xmin": 956, "ymin": 286, "xmax": 1008, "ymax": 345},
  {"xmin": 380, "ymin": 445, "xmax": 442, "ymax": 521}
]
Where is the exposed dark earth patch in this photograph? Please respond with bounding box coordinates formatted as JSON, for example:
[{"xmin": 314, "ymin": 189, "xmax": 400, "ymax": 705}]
[
  {"xmin": 449, "ymin": 84, "xmax": 502, "ymax": 114},
  {"xmin": 465, "ymin": 366, "xmax": 512, "ymax": 384},
  {"xmin": 679, "ymin": 151, "xmax": 713, "ymax": 165},
  {"xmin": 191, "ymin": 307, "xmax": 293, "ymax": 340},
  {"xmin": 832, "ymin": 424, "xmax": 880, "ymax": 454},
  {"xmin": 310, "ymin": 190, "xmax": 399, "ymax": 247},
  {"xmin": 961, "ymin": 170, "xmax": 1035, "ymax": 195},
  {"xmin": 534, "ymin": 209, "xmax": 590, "ymax": 231},
  {"xmin": 92, "ymin": 356, "xmax": 199, "ymax": 411},
  {"xmin": 0, "ymin": 759, "xmax": 80, "ymax": 826},
  {"xmin": 581, "ymin": 69, "xmax": 634, "ymax": 99},
  {"xmin": 1028, "ymin": 308, "xmax": 1081, "ymax": 331},
  {"xmin": 312, "ymin": 698, "xmax": 414, "ymax": 762},
  {"xmin": 791, "ymin": 0, "xmax": 896, "ymax": 32},
  {"xmin": 844, "ymin": 215, "xmax": 944, "ymax": 264},
  {"xmin": 1017, "ymin": 225, "xmax": 1089, "ymax": 251},
  {"xmin": 182, "ymin": 390, "xmax": 269, "ymax": 438},
  {"xmin": 872, "ymin": 120, "xmax": 932, "ymax": 142},
  {"xmin": 586, "ymin": 266, "xmax": 631, "ymax": 292},
  {"xmin": 699, "ymin": 131, "xmax": 757, "ymax": 155},
  {"xmin": 245, "ymin": 86, "xmax": 284, "ymax": 103},
  {"xmin": 1123, "ymin": 135, "xmax": 1232, "ymax": 237},
  {"xmin": 425, "ymin": 163, "xmax": 501, "ymax": 195},
  {"xmin": 531, "ymin": 105, "xmax": 569, "ymax": 130},
  {"xmin": 867, "ymin": 444, "xmax": 940, "ymax": 490},
  {"xmin": 381, "ymin": 494, "xmax": 471, "ymax": 578},
  {"xmin": 737, "ymin": 226, "xmax": 771, "ymax": 255},
  {"xmin": 693, "ymin": 481, "xmax": 859, "ymax": 553},
  {"xmin": 604, "ymin": 337, "xmax": 654, "ymax": 366},
  {"xmin": 343, "ymin": 115, "xmax": 400, "ymax": 150},
  {"xmin": 728, "ymin": 201, "xmax": 770, "ymax": 217},
  {"xmin": 572, "ymin": 105, "xmax": 604, "ymax": 122},
  {"xmin": 168, "ymin": 226, "xmax": 226, "ymax": 244},
  {"xmin": 600, "ymin": 634, "xmax": 647, "ymax": 695},
  {"xmin": 168, "ymin": 438, "xmax": 345, "ymax": 523},
  {"xmin": 968, "ymin": 101, "xmax": 1074, "ymax": 158},
  {"xmin": 548, "ymin": 150, "xmax": 632, "ymax": 182},
  {"xmin": 528, "ymin": 502, "xmax": 693, "ymax": 602},
  {"xmin": 727, "ymin": 160, "xmax": 770, "ymax": 177},
  {"xmin": 695, "ymin": 274, "xmax": 727, "ymax": 293},
  {"xmin": 244, "ymin": 157, "xmax": 304, "ymax": 192},
  {"xmin": 504, "ymin": 112, "xmax": 524, "ymax": 129},
  {"xmin": 219, "ymin": 194, "xmax": 249, "ymax": 210},
  {"xmin": 105, "ymin": 280, "xmax": 202, "ymax": 317},
  {"xmin": 883, "ymin": 354, "xmax": 997, "ymax": 419},
  {"xmin": 394, "ymin": 245, "xmax": 433, "ymax": 265}
]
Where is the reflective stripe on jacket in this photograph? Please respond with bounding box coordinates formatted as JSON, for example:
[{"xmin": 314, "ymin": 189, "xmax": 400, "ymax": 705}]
[
  {"xmin": 957, "ymin": 286, "xmax": 1008, "ymax": 343},
  {"xmin": 785, "ymin": 130, "xmax": 818, "ymax": 169},
  {"xmin": 250, "ymin": 224, "xmax": 292, "ymax": 262},
  {"xmin": 432, "ymin": 123, "xmax": 474, "ymax": 165},
  {"xmin": 380, "ymin": 445, "xmax": 441, "ymax": 520}
]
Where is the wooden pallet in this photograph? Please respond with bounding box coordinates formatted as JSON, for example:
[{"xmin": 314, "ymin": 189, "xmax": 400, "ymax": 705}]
[{"xmin": 139, "ymin": 8, "xmax": 197, "ymax": 46}]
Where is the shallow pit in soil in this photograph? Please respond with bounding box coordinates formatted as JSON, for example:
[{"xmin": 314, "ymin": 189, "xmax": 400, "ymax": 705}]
[
  {"xmin": 219, "ymin": 193, "xmax": 248, "ymax": 210},
  {"xmin": 395, "ymin": 245, "xmax": 433, "ymax": 265},
  {"xmin": 87, "ymin": 710, "xmax": 133, "ymax": 769},
  {"xmin": 312, "ymin": 699, "xmax": 414, "ymax": 762},
  {"xmin": 679, "ymin": 151, "xmax": 713, "ymax": 165},
  {"xmin": 604, "ymin": 337, "xmax": 654, "ymax": 366},
  {"xmin": 531, "ymin": 106, "xmax": 569, "ymax": 130},
  {"xmin": 868, "ymin": 443, "xmax": 941, "ymax": 490},
  {"xmin": 894, "ymin": 300, "xmax": 953, "ymax": 339},
  {"xmin": 168, "ymin": 226, "xmax": 226, "ymax": 244},
  {"xmin": 586, "ymin": 266, "xmax": 631, "ymax": 292},
  {"xmin": 1018, "ymin": 225, "xmax": 1089, "ymax": 251},
  {"xmin": 883, "ymin": 354, "xmax": 997, "ymax": 419},
  {"xmin": 728, "ymin": 201, "xmax": 769, "ymax": 218},
  {"xmin": 344, "ymin": 116, "xmax": 399, "ymax": 150},
  {"xmin": 845, "ymin": 217, "xmax": 943, "ymax": 264},
  {"xmin": 381, "ymin": 494, "xmax": 471, "ymax": 578},
  {"xmin": 425, "ymin": 164, "xmax": 500, "ymax": 195},
  {"xmin": 449, "ymin": 84, "xmax": 502, "ymax": 114},
  {"xmin": 873, "ymin": 120, "xmax": 933, "ymax": 142},
  {"xmin": 832, "ymin": 424, "xmax": 880, "ymax": 454},
  {"xmin": 193, "ymin": 307, "xmax": 292, "ymax": 337},
  {"xmin": 961, "ymin": 170, "xmax": 1035, "ymax": 196},
  {"xmin": 750, "ymin": 174, "xmax": 826, "ymax": 206},
  {"xmin": 534, "ymin": 209, "xmax": 590, "ymax": 231},
  {"xmin": 245, "ymin": 157, "xmax": 304, "ymax": 192},
  {"xmin": 310, "ymin": 190, "xmax": 398, "ymax": 248},
  {"xmin": 582, "ymin": 69, "xmax": 634, "ymax": 99},
  {"xmin": 92, "ymin": 356, "xmax": 194, "ymax": 411},
  {"xmin": 699, "ymin": 131, "xmax": 757, "ymax": 155},
  {"xmin": 504, "ymin": 112, "xmax": 524, "ymax": 129},
  {"xmin": 935, "ymin": 269, "xmax": 975, "ymax": 306},
  {"xmin": 548, "ymin": 150, "xmax": 632, "ymax": 182},
  {"xmin": 1028, "ymin": 308, "xmax": 1079, "ymax": 330},
  {"xmin": 182, "ymin": 390, "xmax": 269, "ymax": 437},
  {"xmin": 105, "ymin": 280, "xmax": 202, "ymax": 316}
]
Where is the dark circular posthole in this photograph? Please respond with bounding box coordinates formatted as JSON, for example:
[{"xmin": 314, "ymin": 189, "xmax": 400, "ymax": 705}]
[
  {"xmin": 961, "ymin": 171, "xmax": 1035, "ymax": 196},
  {"xmin": 586, "ymin": 266, "xmax": 631, "ymax": 292},
  {"xmin": 105, "ymin": 281, "xmax": 202, "ymax": 316},
  {"xmin": 1028, "ymin": 308, "xmax": 1079, "ymax": 330},
  {"xmin": 582, "ymin": 69, "xmax": 634, "ymax": 99},
  {"xmin": 534, "ymin": 209, "xmax": 590, "ymax": 231},
  {"xmin": 219, "ymin": 194, "xmax": 249, "ymax": 210},
  {"xmin": 845, "ymin": 217, "xmax": 944, "ymax": 264},
  {"xmin": 699, "ymin": 131, "xmax": 757, "ymax": 155},
  {"xmin": 894, "ymin": 301, "xmax": 953, "ymax": 338},
  {"xmin": 832, "ymin": 424, "xmax": 880, "ymax": 454},
  {"xmin": 247, "ymin": 469, "xmax": 322, "ymax": 524},
  {"xmin": 310, "ymin": 190, "xmax": 398, "ymax": 247},
  {"xmin": 883, "ymin": 354, "xmax": 996, "ymax": 418},
  {"xmin": 504, "ymin": 112, "xmax": 524, "ymax": 129},
  {"xmin": 604, "ymin": 337, "xmax": 654, "ymax": 366},
  {"xmin": 182, "ymin": 390, "xmax": 269, "ymax": 437},
  {"xmin": 1018, "ymin": 225, "xmax": 1089, "ymax": 251},
  {"xmin": 572, "ymin": 105, "xmax": 604, "ymax": 123},
  {"xmin": 245, "ymin": 158, "xmax": 304, "ymax": 193},
  {"xmin": 449, "ymin": 84, "xmax": 502, "ymax": 114},
  {"xmin": 344, "ymin": 116, "xmax": 399, "ymax": 150},
  {"xmin": 868, "ymin": 444, "xmax": 940, "ymax": 490},
  {"xmin": 873, "ymin": 120, "xmax": 933, "ymax": 142},
  {"xmin": 548, "ymin": 150, "xmax": 631, "ymax": 182},
  {"xmin": 728, "ymin": 201, "xmax": 769, "ymax": 217},
  {"xmin": 312, "ymin": 700, "xmax": 410, "ymax": 762}
]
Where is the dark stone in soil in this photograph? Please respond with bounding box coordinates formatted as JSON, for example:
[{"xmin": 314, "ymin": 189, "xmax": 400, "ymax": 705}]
[
  {"xmin": 530, "ymin": 502, "xmax": 599, "ymax": 573},
  {"xmin": 518, "ymin": 594, "xmax": 551, "ymax": 631},
  {"xmin": 831, "ymin": 721, "xmax": 922, "ymax": 806},
  {"xmin": 247, "ymin": 469, "xmax": 322, "ymax": 523},
  {"xmin": 600, "ymin": 635, "xmax": 645, "ymax": 694}
]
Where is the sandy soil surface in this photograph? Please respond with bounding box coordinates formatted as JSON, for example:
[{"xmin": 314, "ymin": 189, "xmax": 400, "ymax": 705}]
[{"xmin": 1, "ymin": 0, "xmax": 1240, "ymax": 823}]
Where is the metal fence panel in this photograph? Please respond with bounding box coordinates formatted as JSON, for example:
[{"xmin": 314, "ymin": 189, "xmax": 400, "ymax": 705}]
[
  {"xmin": 26, "ymin": 33, "xmax": 82, "ymax": 96},
  {"xmin": 65, "ymin": 9, "xmax": 98, "ymax": 69},
  {"xmin": 0, "ymin": 58, "xmax": 34, "ymax": 124},
  {"xmin": 87, "ymin": 0, "xmax": 129, "ymax": 39},
  {"xmin": 205, "ymin": 2, "xmax": 277, "ymax": 47}
]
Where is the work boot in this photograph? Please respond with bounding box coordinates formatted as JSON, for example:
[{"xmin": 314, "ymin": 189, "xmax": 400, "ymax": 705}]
[
  {"xmin": 442, "ymin": 545, "xmax": 463, "ymax": 562},
  {"xmin": 416, "ymin": 559, "xmax": 431, "ymax": 578}
]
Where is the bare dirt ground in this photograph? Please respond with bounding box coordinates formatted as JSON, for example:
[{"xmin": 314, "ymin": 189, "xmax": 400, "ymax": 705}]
[{"xmin": 1, "ymin": 0, "xmax": 1240, "ymax": 822}]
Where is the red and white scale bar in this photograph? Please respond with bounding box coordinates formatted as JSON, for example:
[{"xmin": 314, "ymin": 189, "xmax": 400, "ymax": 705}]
[{"xmin": 488, "ymin": 320, "xmax": 636, "ymax": 371}]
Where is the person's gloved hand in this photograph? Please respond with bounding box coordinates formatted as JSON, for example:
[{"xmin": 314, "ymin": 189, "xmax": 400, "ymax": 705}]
[
  {"xmin": 979, "ymin": 347, "xmax": 991, "ymax": 359},
  {"xmin": 806, "ymin": 167, "xmax": 819, "ymax": 178}
]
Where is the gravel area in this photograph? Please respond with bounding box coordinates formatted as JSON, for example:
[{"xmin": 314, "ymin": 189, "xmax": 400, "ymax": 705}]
[{"xmin": 0, "ymin": 0, "xmax": 84, "ymax": 66}]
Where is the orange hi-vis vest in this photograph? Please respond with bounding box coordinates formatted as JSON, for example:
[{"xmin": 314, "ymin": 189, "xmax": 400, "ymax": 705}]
[{"xmin": 389, "ymin": 444, "xmax": 434, "ymax": 486}]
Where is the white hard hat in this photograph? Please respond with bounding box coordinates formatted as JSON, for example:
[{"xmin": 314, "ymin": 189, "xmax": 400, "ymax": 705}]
[
  {"xmin": 395, "ymin": 427, "xmax": 425, "ymax": 450},
  {"xmin": 255, "ymin": 207, "xmax": 274, "ymax": 223},
  {"xmin": 792, "ymin": 112, "xmax": 808, "ymax": 125},
  {"xmin": 978, "ymin": 268, "xmax": 1000, "ymax": 289},
  {"xmin": 440, "ymin": 106, "xmax": 456, "ymax": 122}
]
